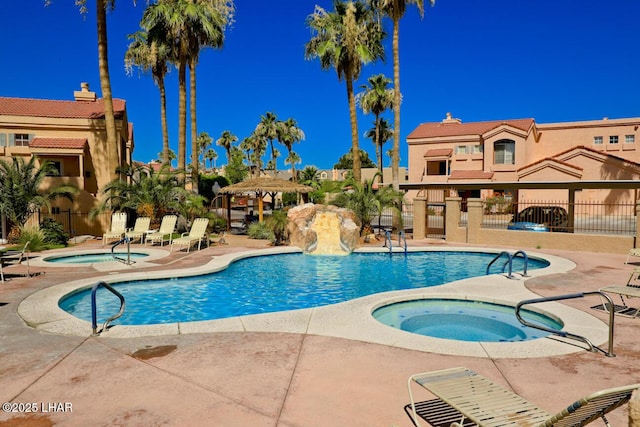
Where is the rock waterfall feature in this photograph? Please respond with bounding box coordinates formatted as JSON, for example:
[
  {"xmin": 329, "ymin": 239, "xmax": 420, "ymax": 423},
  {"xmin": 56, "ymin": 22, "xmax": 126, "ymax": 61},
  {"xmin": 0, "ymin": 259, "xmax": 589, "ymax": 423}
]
[{"xmin": 287, "ymin": 204, "xmax": 359, "ymax": 255}]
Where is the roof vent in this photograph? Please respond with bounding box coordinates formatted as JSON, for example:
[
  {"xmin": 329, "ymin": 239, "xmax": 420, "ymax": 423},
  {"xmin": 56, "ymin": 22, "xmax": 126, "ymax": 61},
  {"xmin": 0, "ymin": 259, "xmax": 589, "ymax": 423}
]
[
  {"xmin": 74, "ymin": 82, "xmax": 96, "ymax": 102},
  {"xmin": 442, "ymin": 112, "xmax": 461, "ymax": 124}
]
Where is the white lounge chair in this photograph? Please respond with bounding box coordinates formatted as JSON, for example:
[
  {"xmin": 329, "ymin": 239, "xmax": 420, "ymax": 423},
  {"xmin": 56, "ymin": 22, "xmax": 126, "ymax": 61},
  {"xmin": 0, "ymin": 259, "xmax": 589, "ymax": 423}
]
[
  {"xmin": 145, "ymin": 215, "xmax": 178, "ymax": 247},
  {"xmin": 0, "ymin": 241, "xmax": 31, "ymax": 283},
  {"xmin": 171, "ymin": 218, "xmax": 209, "ymax": 253},
  {"xmin": 125, "ymin": 217, "xmax": 151, "ymax": 243},
  {"xmin": 102, "ymin": 212, "xmax": 127, "ymax": 246},
  {"xmin": 408, "ymin": 367, "xmax": 640, "ymax": 427},
  {"xmin": 599, "ymin": 267, "xmax": 640, "ymax": 318}
]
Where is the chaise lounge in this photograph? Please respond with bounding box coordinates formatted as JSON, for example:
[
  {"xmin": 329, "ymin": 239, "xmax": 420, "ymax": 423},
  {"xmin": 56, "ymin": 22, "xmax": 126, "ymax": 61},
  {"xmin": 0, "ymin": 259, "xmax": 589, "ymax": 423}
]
[
  {"xmin": 102, "ymin": 212, "xmax": 127, "ymax": 246},
  {"xmin": 145, "ymin": 215, "xmax": 177, "ymax": 247},
  {"xmin": 170, "ymin": 218, "xmax": 209, "ymax": 253},
  {"xmin": 407, "ymin": 367, "xmax": 640, "ymax": 427}
]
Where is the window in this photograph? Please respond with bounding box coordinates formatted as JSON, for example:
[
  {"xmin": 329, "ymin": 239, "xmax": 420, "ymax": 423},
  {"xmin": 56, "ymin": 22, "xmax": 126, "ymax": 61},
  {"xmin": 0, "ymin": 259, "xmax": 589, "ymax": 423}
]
[
  {"xmin": 455, "ymin": 145, "xmax": 467, "ymax": 155},
  {"xmin": 471, "ymin": 144, "xmax": 483, "ymax": 154},
  {"xmin": 609, "ymin": 135, "xmax": 619, "ymax": 144},
  {"xmin": 625, "ymin": 135, "xmax": 635, "ymax": 144},
  {"xmin": 593, "ymin": 136, "xmax": 603, "ymax": 145},
  {"xmin": 51, "ymin": 207, "xmax": 61, "ymax": 215},
  {"xmin": 14, "ymin": 134, "xmax": 30, "ymax": 146},
  {"xmin": 494, "ymin": 139, "xmax": 515, "ymax": 165},
  {"xmin": 46, "ymin": 161, "xmax": 63, "ymax": 176}
]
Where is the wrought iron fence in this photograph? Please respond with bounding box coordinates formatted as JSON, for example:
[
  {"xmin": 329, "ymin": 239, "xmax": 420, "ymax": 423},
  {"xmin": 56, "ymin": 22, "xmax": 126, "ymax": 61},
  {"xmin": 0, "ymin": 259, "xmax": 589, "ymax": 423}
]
[
  {"xmin": 481, "ymin": 199, "xmax": 637, "ymax": 235},
  {"xmin": 26, "ymin": 209, "xmax": 110, "ymax": 237},
  {"xmin": 375, "ymin": 202, "xmax": 415, "ymax": 233}
]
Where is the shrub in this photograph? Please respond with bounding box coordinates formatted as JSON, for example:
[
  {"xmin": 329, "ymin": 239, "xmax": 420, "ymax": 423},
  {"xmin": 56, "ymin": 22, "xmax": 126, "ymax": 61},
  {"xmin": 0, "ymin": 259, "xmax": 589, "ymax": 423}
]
[
  {"xmin": 40, "ymin": 218, "xmax": 69, "ymax": 246},
  {"xmin": 17, "ymin": 226, "xmax": 47, "ymax": 252},
  {"xmin": 247, "ymin": 222, "xmax": 274, "ymax": 240},
  {"xmin": 265, "ymin": 210, "xmax": 289, "ymax": 245}
]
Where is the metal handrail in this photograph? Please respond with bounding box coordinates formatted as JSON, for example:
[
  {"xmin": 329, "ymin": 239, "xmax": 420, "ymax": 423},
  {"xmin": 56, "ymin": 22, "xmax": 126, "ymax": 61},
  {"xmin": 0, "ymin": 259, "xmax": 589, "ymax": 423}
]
[
  {"xmin": 511, "ymin": 250, "xmax": 529, "ymax": 277},
  {"xmin": 111, "ymin": 236, "xmax": 133, "ymax": 265},
  {"xmin": 487, "ymin": 251, "xmax": 515, "ymax": 278},
  {"xmin": 383, "ymin": 229, "xmax": 393, "ymax": 254},
  {"xmin": 398, "ymin": 230, "xmax": 407, "ymax": 255},
  {"xmin": 91, "ymin": 281, "xmax": 125, "ymax": 336},
  {"xmin": 515, "ymin": 291, "xmax": 616, "ymax": 357}
]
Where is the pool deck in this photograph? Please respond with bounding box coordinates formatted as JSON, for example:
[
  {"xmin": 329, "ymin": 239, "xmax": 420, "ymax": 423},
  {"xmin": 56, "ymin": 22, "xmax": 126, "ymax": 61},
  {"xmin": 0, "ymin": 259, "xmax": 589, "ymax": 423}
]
[{"xmin": 1, "ymin": 235, "xmax": 639, "ymax": 426}]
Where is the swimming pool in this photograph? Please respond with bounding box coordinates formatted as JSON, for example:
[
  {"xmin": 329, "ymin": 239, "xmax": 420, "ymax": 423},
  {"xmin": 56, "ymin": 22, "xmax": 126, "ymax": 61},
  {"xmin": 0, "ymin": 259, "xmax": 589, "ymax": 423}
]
[
  {"xmin": 44, "ymin": 252, "xmax": 149, "ymax": 264},
  {"xmin": 59, "ymin": 251, "xmax": 549, "ymax": 326},
  {"xmin": 372, "ymin": 298, "xmax": 563, "ymax": 342}
]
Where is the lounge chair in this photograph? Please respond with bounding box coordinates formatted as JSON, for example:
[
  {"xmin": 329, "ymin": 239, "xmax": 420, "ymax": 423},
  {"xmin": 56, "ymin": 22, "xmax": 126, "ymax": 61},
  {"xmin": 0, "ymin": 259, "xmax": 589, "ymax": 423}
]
[
  {"xmin": 124, "ymin": 216, "xmax": 151, "ymax": 243},
  {"xmin": 170, "ymin": 218, "xmax": 209, "ymax": 252},
  {"xmin": 102, "ymin": 212, "xmax": 127, "ymax": 246},
  {"xmin": 598, "ymin": 267, "xmax": 640, "ymax": 318},
  {"xmin": 625, "ymin": 248, "xmax": 640, "ymax": 264},
  {"xmin": 145, "ymin": 215, "xmax": 178, "ymax": 247},
  {"xmin": 1, "ymin": 241, "xmax": 31, "ymax": 283},
  {"xmin": 407, "ymin": 367, "xmax": 640, "ymax": 427}
]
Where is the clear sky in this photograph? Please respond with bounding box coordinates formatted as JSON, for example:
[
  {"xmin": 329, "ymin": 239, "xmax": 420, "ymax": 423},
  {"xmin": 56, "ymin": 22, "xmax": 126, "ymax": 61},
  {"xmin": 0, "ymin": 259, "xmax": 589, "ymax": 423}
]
[{"xmin": 1, "ymin": 1, "xmax": 639, "ymax": 170}]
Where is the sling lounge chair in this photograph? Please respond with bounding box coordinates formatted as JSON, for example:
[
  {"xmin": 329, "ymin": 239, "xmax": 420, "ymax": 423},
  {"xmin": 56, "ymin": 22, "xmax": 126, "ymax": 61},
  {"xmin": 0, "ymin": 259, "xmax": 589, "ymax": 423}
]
[
  {"xmin": 102, "ymin": 212, "xmax": 127, "ymax": 246},
  {"xmin": 124, "ymin": 217, "xmax": 151, "ymax": 243},
  {"xmin": 408, "ymin": 367, "xmax": 640, "ymax": 427},
  {"xmin": 598, "ymin": 267, "xmax": 640, "ymax": 318},
  {"xmin": 171, "ymin": 218, "xmax": 209, "ymax": 252},
  {"xmin": 0, "ymin": 241, "xmax": 31, "ymax": 283},
  {"xmin": 145, "ymin": 215, "xmax": 178, "ymax": 247}
]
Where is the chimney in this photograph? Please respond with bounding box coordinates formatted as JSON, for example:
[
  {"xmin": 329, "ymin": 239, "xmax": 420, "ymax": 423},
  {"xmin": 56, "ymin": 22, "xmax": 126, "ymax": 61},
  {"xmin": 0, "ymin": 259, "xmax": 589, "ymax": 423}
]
[
  {"xmin": 74, "ymin": 82, "xmax": 96, "ymax": 102},
  {"xmin": 442, "ymin": 112, "xmax": 462, "ymax": 124}
]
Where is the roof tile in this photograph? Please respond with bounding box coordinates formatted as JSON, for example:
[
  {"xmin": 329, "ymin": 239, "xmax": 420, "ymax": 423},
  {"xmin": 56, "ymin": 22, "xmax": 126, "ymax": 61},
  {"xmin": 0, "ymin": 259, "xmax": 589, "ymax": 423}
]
[
  {"xmin": 0, "ymin": 97, "xmax": 126, "ymax": 119},
  {"xmin": 30, "ymin": 137, "xmax": 87, "ymax": 149},
  {"xmin": 408, "ymin": 119, "xmax": 534, "ymax": 139}
]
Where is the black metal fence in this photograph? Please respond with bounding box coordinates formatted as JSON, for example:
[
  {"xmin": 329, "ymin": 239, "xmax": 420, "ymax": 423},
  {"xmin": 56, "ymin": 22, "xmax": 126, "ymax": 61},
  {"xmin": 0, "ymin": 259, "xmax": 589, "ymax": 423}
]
[
  {"xmin": 27, "ymin": 209, "xmax": 110, "ymax": 237},
  {"xmin": 480, "ymin": 199, "xmax": 637, "ymax": 235}
]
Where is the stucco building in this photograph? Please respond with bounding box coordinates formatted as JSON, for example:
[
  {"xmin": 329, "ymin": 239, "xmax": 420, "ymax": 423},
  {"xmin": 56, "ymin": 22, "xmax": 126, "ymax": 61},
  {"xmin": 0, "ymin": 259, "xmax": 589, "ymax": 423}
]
[
  {"xmin": 0, "ymin": 83, "xmax": 134, "ymax": 213},
  {"xmin": 406, "ymin": 113, "xmax": 640, "ymax": 204}
]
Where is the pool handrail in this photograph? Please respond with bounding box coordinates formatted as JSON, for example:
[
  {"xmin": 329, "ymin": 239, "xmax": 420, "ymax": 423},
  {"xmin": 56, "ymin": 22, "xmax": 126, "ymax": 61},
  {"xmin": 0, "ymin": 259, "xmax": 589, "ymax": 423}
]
[
  {"xmin": 111, "ymin": 236, "xmax": 133, "ymax": 265},
  {"xmin": 515, "ymin": 291, "xmax": 616, "ymax": 357},
  {"xmin": 487, "ymin": 250, "xmax": 529, "ymax": 279},
  {"xmin": 91, "ymin": 281, "xmax": 126, "ymax": 336},
  {"xmin": 398, "ymin": 230, "xmax": 407, "ymax": 255},
  {"xmin": 383, "ymin": 229, "xmax": 392, "ymax": 255}
]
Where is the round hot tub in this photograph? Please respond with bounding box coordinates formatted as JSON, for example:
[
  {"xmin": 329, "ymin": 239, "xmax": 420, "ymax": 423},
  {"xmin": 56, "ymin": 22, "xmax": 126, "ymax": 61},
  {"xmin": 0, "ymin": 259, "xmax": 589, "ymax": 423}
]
[{"xmin": 373, "ymin": 298, "xmax": 564, "ymax": 342}]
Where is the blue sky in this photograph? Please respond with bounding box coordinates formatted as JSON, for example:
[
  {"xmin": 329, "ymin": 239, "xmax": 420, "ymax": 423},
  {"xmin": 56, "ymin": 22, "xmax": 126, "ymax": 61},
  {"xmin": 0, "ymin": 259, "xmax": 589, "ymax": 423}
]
[{"xmin": 1, "ymin": 1, "xmax": 639, "ymax": 170}]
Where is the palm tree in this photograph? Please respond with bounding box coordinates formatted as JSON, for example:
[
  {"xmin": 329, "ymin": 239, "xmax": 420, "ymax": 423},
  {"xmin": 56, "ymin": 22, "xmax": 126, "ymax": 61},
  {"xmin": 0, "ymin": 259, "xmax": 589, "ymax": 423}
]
[
  {"xmin": 255, "ymin": 112, "xmax": 280, "ymax": 176},
  {"xmin": 216, "ymin": 130, "xmax": 237, "ymax": 166},
  {"xmin": 204, "ymin": 148, "xmax": 218, "ymax": 170},
  {"xmin": 284, "ymin": 151, "xmax": 301, "ymax": 177},
  {"xmin": 364, "ymin": 117, "xmax": 393, "ymax": 182},
  {"xmin": 0, "ymin": 157, "xmax": 78, "ymax": 234},
  {"xmin": 125, "ymin": 30, "xmax": 172, "ymax": 166},
  {"xmin": 370, "ymin": 0, "xmax": 435, "ymax": 190},
  {"xmin": 278, "ymin": 118, "xmax": 305, "ymax": 181},
  {"xmin": 306, "ymin": 0, "xmax": 385, "ymax": 182},
  {"xmin": 196, "ymin": 131, "xmax": 213, "ymax": 169},
  {"xmin": 358, "ymin": 73, "xmax": 394, "ymax": 183}
]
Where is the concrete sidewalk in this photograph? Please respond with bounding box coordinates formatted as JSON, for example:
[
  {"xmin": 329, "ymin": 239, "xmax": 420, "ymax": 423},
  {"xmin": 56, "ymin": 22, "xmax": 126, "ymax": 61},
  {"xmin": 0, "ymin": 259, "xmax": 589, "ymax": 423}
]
[{"xmin": 0, "ymin": 237, "xmax": 639, "ymax": 426}]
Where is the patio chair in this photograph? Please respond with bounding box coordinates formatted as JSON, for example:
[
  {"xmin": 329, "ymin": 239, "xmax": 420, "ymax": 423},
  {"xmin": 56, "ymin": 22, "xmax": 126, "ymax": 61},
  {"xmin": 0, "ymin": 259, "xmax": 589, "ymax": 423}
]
[
  {"xmin": 407, "ymin": 367, "xmax": 640, "ymax": 427},
  {"xmin": 145, "ymin": 215, "xmax": 178, "ymax": 247},
  {"xmin": 1, "ymin": 241, "xmax": 31, "ymax": 283},
  {"xmin": 102, "ymin": 212, "xmax": 127, "ymax": 246},
  {"xmin": 625, "ymin": 248, "xmax": 640, "ymax": 264},
  {"xmin": 170, "ymin": 218, "xmax": 209, "ymax": 253},
  {"xmin": 124, "ymin": 216, "xmax": 151, "ymax": 243},
  {"xmin": 598, "ymin": 267, "xmax": 640, "ymax": 318}
]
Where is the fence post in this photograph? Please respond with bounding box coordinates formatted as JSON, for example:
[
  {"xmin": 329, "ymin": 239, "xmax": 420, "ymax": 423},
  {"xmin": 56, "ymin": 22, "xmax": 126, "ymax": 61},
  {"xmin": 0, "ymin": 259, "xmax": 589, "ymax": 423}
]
[
  {"xmin": 412, "ymin": 197, "xmax": 427, "ymax": 239},
  {"xmin": 636, "ymin": 200, "xmax": 640, "ymax": 249},
  {"xmin": 466, "ymin": 198, "xmax": 484, "ymax": 244},
  {"xmin": 445, "ymin": 197, "xmax": 462, "ymax": 243}
]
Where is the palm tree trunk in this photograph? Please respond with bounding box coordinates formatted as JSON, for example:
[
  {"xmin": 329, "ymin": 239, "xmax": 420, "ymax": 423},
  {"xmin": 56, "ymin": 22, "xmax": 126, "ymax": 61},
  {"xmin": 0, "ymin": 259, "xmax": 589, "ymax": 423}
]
[
  {"xmin": 158, "ymin": 77, "xmax": 170, "ymax": 167},
  {"xmin": 375, "ymin": 113, "xmax": 383, "ymax": 184},
  {"xmin": 189, "ymin": 58, "xmax": 199, "ymax": 193},
  {"xmin": 391, "ymin": 18, "xmax": 401, "ymax": 191},
  {"xmin": 346, "ymin": 76, "xmax": 361, "ymax": 182},
  {"xmin": 97, "ymin": 0, "xmax": 119, "ymax": 182},
  {"xmin": 177, "ymin": 60, "xmax": 187, "ymax": 186}
]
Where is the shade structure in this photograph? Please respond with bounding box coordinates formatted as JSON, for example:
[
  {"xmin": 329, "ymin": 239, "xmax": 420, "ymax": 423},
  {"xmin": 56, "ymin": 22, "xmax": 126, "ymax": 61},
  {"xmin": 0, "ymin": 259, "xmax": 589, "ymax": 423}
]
[{"xmin": 219, "ymin": 177, "xmax": 314, "ymax": 222}]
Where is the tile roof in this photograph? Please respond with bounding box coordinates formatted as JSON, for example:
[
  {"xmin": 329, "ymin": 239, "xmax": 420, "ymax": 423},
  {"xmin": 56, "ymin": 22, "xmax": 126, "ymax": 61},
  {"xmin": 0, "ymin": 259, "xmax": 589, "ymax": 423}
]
[
  {"xmin": 30, "ymin": 137, "xmax": 87, "ymax": 149},
  {"xmin": 424, "ymin": 148, "xmax": 453, "ymax": 157},
  {"xmin": 408, "ymin": 118, "xmax": 534, "ymax": 139},
  {"xmin": 449, "ymin": 170, "xmax": 494, "ymax": 180},
  {"xmin": 0, "ymin": 97, "xmax": 126, "ymax": 119}
]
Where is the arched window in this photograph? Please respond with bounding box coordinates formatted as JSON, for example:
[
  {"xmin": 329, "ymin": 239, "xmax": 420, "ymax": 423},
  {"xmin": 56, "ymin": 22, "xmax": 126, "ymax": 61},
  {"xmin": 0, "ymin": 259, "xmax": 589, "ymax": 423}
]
[{"xmin": 494, "ymin": 139, "xmax": 515, "ymax": 164}]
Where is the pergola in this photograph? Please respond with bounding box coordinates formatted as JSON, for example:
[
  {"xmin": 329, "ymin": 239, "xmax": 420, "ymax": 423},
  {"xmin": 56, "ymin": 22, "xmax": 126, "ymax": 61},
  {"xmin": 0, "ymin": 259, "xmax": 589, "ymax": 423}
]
[{"xmin": 219, "ymin": 177, "xmax": 314, "ymax": 223}]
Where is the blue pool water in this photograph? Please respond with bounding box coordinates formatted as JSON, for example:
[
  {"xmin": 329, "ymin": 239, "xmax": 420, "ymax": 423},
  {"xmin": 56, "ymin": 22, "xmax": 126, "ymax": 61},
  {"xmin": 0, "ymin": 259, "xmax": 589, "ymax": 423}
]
[
  {"xmin": 45, "ymin": 252, "xmax": 149, "ymax": 264},
  {"xmin": 59, "ymin": 251, "xmax": 548, "ymax": 326},
  {"xmin": 373, "ymin": 299, "xmax": 563, "ymax": 342}
]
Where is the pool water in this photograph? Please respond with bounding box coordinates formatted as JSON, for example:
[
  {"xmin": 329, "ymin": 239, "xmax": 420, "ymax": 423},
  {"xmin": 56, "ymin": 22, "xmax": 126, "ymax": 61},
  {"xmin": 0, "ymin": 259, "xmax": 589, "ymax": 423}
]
[
  {"xmin": 59, "ymin": 251, "xmax": 548, "ymax": 325},
  {"xmin": 45, "ymin": 252, "xmax": 149, "ymax": 264},
  {"xmin": 373, "ymin": 299, "xmax": 563, "ymax": 342}
]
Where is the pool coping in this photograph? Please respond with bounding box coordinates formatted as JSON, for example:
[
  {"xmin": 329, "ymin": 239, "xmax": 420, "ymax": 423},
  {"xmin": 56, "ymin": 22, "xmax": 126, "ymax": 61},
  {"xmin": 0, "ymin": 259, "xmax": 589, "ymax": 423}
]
[{"xmin": 18, "ymin": 246, "xmax": 609, "ymax": 359}]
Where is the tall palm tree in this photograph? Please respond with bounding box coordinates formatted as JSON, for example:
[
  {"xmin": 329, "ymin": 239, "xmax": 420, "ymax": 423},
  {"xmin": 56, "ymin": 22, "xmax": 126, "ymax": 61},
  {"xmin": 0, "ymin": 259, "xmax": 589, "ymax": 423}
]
[
  {"xmin": 370, "ymin": 0, "xmax": 435, "ymax": 190},
  {"xmin": 278, "ymin": 118, "xmax": 305, "ymax": 181},
  {"xmin": 255, "ymin": 112, "xmax": 280, "ymax": 176},
  {"xmin": 306, "ymin": 0, "xmax": 385, "ymax": 182},
  {"xmin": 204, "ymin": 148, "xmax": 218, "ymax": 170},
  {"xmin": 196, "ymin": 131, "xmax": 212, "ymax": 169},
  {"xmin": 0, "ymin": 157, "xmax": 78, "ymax": 230},
  {"xmin": 358, "ymin": 73, "xmax": 394, "ymax": 183},
  {"xmin": 125, "ymin": 30, "xmax": 172, "ymax": 166},
  {"xmin": 364, "ymin": 117, "xmax": 393, "ymax": 181},
  {"xmin": 216, "ymin": 130, "xmax": 238, "ymax": 166}
]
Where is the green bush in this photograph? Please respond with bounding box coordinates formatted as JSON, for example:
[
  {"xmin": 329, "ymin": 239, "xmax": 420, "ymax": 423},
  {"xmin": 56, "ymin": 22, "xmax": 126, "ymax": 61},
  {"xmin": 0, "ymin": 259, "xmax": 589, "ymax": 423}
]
[
  {"xmin": 17, "ymin": 226, "xmax": 47, "ymax": 252},
  {"xmin": 40, "ymin": 218, "xmax": 69, "ymax": 246},
  {"xmin": 265, "ymin": 210, "xmax": 289, "ymax": 245},
  {"xmin": 247, "ymin": 222, "xmax": 274, "ymax": 240}
]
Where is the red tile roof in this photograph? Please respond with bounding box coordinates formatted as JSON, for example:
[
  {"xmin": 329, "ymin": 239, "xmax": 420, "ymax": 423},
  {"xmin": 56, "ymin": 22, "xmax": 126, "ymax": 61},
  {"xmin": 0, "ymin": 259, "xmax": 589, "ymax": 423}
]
[
  {"xmin": 408, "ymin": 119, "xmax": 534, "ymax": 139},
  {"xmin": 424, "ymin": 148, "xmax": 453, "ymax": 157},
  {"xmin": 449, "ymin": 170, "xmax": 494, "ymax": 180},
  {"xmin": 30, "ymin": 137, "xmax": 87, "ymax": 149},
  {"xmin": 0, "ymin": 97, "xmax": 126, "ymax": 119}
]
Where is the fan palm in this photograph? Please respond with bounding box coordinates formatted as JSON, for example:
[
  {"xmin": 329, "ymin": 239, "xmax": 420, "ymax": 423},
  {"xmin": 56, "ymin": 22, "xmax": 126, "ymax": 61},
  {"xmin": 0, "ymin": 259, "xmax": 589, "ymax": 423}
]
[
  {"xmin": 0, "ymin": 157, "xmax": 78, "ymax": 230},
  {"xmin": 255, "ymin": 112, "xmax": 280, "ymax": 176},
  {"xmin": 204, "ymin": 148, "xmax": 218, "ymax": 170},
  {"xmin": 216, "ymin": 130, "xmax": 238, "ymax": 166},
  {"xmin": 278, "ymin": 118, "xmax": 305, "ymax": 181},
  {"xmin": 305, "ymin": 0, "xmax": 385, "ymax": 182},
  {"xmin": 370, "ymin": 0, "xmax": 435, "ymax": 190},
  {"xmin": 364, "ymin": 117, "xmax": 393, "ymax": 182}
]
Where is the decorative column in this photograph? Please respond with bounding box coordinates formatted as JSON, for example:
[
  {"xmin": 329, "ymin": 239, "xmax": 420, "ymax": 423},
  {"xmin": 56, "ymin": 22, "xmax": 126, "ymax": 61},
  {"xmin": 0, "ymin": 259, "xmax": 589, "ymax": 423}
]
[{"xmin": 412, "ymin": 197, "xmax": 427, "ymax": 240}]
